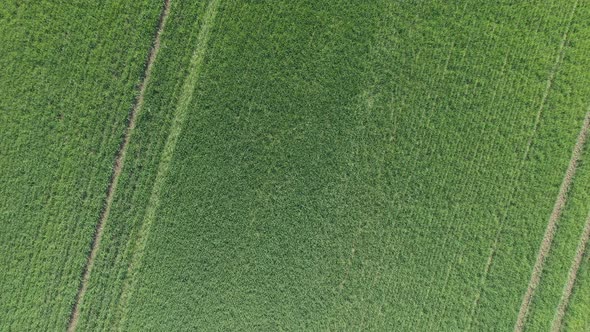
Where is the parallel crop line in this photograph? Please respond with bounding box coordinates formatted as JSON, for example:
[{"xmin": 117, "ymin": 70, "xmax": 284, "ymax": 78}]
[
  {"xmin": 514, "ymin": 108, "xmax": 589, "ymax": 332},
  {"xmin": 431, "ymin": 51, "xmax": 510, "ymax": 331},
  {"xmin": 66, "ymin": 1, "xmax": 172, "ymax": 331},
  {"xmin": 113, "ymin": 0, "xmax": 221, "ymax": 329},
  {"xmin": 551, "ymin": 200, "xmax": 590, "ymax": 332},
  {"xmin": 467, "ymin": 1, "xmax": 578, "ymax": 329}
]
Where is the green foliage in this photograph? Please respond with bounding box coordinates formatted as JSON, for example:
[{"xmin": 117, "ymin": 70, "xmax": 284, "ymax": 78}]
[
  {"xmin": 3, "ymin": 1, "xmax": 590, "ymax": 331},
  {"xmin": 563, "ymin": 246, "xmax": 590, "ymax": 331},
  {"xmin": 523, "ymin": 136, "xmax": 590, "ymax": 331},
  {"xmin": 81, "ymin": 0, "xmax": 590, "ymax": 331},
  {"xmin": 0, "ymin": 1, "xmax": 161, "ymax": 330}
]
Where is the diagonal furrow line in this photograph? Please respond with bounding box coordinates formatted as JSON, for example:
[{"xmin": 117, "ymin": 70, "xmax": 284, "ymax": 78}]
[
  {"xmin": 552, "ymin": 198, "xmax": 590, "ymax": 332},
  {"xmin": 468, "ymin": 1, "xmax": 579, "ymax": 329},
  {"xmin": 113, "ymin": 0, "xmax": 221, "ymax": 329},
  {"xmin": 66, "ymin": 1, "xmax": 172, "ymax": 331},
  {"xmin": 515, "ymin": 109, "xmax": 590, "ymax": 332}
]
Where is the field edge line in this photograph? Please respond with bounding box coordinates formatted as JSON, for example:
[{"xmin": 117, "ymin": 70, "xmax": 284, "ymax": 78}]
[{"xmin": 66, "ymin": 1, "xmax": 172, "ymax": 331}]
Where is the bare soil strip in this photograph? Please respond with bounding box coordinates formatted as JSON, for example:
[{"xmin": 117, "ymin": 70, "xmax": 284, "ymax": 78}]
[
  {"xmin": 66, "ymin": 1, "xmax": 172, "ymax": 331},
  {"xmin": 112, "ymin": 0, "xmax": 221, "ymax": 329},
  {"xmin": 551, "ymin": 188, "xmax": 590, "ymax": 332},
  {"xmin": 514, "ymin": 109, "xmax": 590, "ymax": 332},
  {"xmin": 468, "ymin": 2, "xmax": 578, "ymax": 329}
]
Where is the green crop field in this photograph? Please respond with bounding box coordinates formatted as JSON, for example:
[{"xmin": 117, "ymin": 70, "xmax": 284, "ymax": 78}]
[
  {"xmin": 0, "ymin": 1, "xmax": 162, "ymax": 330},
  {"xmin": 2, "ymin": 0, "xmax": 590, "ymax": 331}
]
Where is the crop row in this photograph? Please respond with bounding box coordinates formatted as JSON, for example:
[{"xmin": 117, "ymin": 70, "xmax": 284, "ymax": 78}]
[{"xmin": 78, "ymin": 0, "xmax": 590, "ymax": 330}]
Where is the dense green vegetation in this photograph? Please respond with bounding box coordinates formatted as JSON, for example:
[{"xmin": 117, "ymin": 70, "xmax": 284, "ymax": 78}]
[
  {"xmin": 563, "ymin": 245, "xmax": 590, "ymax": 331},
  {"xmin": 80, "ymin": 0, "xmax": 590, "ymax": 331},
  {"xmin": 0, "ymin": 1, "xmax": 161, "ymax": 330},
  {"xmin": 472, "ymin": 2, "xmax": 590, "ymax": 330},
  {"xmin": 2, "ymin": 0, "xmax": 590, "ymax": 331},
  {"xmin": 76, "ymin": 1, "xmax": 213, "ymax": 330},
  {"xmin": 523, "ymin": 132, "xmax": 590, "ymax": 331}
]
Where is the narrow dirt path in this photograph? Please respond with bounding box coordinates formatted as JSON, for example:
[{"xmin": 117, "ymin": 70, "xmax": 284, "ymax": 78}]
[
  {"xmin": 514, "ymin": 110, "xmax": 590, "ymax": 332},
  {"xmin": 66, "ymin": 1, "xmax": 172, "ymax": 331},
  {"xmin": 467, "ymin": 1, "xmax": 578, "ymax": 329},
  {"xmin": 551, "ymin": 187, "xmax": 590, "ymax": 332},
  {"xmin": 113, "ymin": 0, "xmax": 221, "ymax": 329}
]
